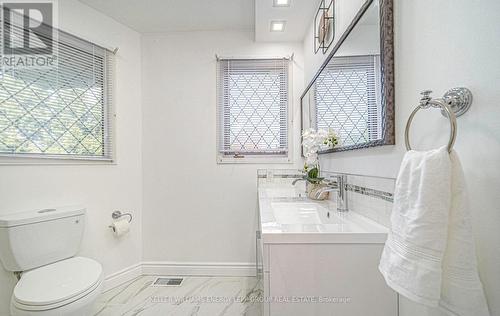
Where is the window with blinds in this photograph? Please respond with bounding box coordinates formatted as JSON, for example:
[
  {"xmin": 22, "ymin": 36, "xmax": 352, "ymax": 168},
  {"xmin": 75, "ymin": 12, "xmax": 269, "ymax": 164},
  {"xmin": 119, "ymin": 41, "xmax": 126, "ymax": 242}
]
[
  {"xmin": 314, "ymin": 55, "xmax": 381, "ymax": 147},
  {"xmin": 0, "ymin": 27, "xmax": 114, "ymax": 161},
  {"xmin": 216, "ymin": 58, "xmax": 290, "ymax": 162}
]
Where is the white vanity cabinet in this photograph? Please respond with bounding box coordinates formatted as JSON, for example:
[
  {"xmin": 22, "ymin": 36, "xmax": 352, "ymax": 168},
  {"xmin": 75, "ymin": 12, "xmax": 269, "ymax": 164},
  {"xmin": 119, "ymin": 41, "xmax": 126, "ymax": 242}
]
[
  {"xmin": 260, "ymin": 242, "xmax": 397, "ymax": 316},
  {"xmin": 257, "ymin": 185, "xmax": 398, "ymax": 316}
]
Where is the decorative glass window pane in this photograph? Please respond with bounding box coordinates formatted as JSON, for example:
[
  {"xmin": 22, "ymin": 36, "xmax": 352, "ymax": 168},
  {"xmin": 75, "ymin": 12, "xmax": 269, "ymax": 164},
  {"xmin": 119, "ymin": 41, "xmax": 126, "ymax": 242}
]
[
  {"xmin": 314, "ymin": 55, "xmax": 381, "ymax": 147},
  {"xmin": 0, "ymin": 28, "xmax": 114, "ymax": 161},
  {"xmin": 217, "ymin": 58, "xmax": 289, "ymax": 160}
]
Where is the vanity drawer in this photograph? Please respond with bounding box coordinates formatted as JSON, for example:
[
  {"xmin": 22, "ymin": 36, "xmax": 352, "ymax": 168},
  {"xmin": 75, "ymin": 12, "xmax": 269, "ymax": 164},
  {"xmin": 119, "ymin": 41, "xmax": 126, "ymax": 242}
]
[{"xmin": 268, "ymin": 243, "xmax": 397, "ymax": 316}]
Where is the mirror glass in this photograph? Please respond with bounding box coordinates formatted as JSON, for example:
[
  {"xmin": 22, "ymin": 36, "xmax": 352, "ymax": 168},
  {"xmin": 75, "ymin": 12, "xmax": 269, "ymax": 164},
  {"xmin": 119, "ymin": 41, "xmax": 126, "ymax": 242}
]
[{"xmin": 301, "ymin": 0, "xmax": 394, "ymax": 153}]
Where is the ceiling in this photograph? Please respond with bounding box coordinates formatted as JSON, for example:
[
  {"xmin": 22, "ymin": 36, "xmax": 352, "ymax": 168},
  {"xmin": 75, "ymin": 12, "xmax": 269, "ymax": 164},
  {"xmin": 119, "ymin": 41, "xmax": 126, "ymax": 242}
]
[
  {"xmin": 79, "ymin": 0, "xmax": 255, "ymax": 33},
  {"xmin": 254, "ymin": 0, "xmax": 321, "ymax": 42},
  {"xmin": 79, "ymin": 0, "xmax": 320, "ymax": 42}
]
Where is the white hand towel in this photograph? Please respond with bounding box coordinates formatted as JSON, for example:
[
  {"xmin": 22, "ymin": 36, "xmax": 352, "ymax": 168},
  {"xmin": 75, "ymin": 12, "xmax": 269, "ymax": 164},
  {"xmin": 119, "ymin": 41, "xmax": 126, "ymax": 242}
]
[{"xmin": 379, "ymin": 146, "xmax": 489, "ymax": 316}]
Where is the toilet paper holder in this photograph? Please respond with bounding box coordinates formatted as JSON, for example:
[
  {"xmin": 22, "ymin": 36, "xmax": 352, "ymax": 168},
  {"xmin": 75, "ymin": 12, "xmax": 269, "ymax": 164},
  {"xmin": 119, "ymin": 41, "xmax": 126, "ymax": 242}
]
[{"xmin": 108, "ymin": 210, "xmax": 133, "ymax": 228}]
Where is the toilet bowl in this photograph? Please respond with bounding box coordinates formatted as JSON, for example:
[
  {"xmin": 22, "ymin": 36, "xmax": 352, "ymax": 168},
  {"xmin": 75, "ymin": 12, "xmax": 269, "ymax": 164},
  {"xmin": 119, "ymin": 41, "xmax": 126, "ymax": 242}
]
[{"xmin": 11, "ymin": 257, "xmax": 103, "ymax": 316}]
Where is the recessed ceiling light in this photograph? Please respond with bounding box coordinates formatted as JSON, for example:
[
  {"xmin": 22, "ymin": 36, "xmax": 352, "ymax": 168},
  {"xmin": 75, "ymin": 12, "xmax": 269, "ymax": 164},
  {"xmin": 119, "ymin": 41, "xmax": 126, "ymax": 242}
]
[
  {"xmin": 270, "ymin": 20, "xmax": 286, "ymax": 32},
  {"xmin": 273, "ymin": 0, "xmax": 290, "ymax": 7}
]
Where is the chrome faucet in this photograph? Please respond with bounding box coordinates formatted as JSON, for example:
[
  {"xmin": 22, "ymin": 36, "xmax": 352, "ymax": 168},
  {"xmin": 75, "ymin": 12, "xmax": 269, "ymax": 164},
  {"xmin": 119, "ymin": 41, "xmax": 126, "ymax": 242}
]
[{"xmin": 314, "ymin": 175, "xmax": 349, "ymax": 212}]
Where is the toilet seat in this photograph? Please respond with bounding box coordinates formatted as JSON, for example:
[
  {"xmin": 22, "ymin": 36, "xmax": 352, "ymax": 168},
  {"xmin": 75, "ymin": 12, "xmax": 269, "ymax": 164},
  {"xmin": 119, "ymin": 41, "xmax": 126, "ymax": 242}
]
[{"xmin": 12, "ymin": 257, "xmax": 103, "ymax": 311}]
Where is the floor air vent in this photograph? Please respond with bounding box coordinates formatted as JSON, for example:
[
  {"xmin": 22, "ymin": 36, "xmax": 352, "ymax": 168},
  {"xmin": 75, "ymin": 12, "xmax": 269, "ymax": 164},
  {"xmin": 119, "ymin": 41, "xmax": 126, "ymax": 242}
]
[{"xmin": 151, "ymin": 277, "xmax": 184, "ymax": 287}]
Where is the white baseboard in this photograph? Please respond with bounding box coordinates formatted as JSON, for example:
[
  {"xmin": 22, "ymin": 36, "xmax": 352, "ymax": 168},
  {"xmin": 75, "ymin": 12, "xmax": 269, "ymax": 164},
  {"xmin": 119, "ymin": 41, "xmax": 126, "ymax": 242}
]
[
  {"xmin": 142, "ymin": 261, "xmax": 256, "ymax": 277},
  {"xmin": 103, "ymin": 262, "xmax": 142, "ymax": 292},
  {"xmin": 104, "ymin": 261, "xmax": 256, "ymax": 291}
]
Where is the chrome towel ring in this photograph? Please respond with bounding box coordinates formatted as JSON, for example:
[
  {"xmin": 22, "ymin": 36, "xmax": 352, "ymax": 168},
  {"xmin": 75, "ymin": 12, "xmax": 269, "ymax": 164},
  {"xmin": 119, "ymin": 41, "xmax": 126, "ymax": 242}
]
[{"xmin": 405, "ymin": 88, "xmax": 472, "ymax": 153}]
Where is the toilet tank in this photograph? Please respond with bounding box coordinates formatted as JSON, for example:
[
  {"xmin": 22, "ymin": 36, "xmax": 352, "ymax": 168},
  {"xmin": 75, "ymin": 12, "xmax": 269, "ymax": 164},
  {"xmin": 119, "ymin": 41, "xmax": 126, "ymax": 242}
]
[{"xmin": 0, "ymin": 206, "xmax": 85, "ymax": 271}]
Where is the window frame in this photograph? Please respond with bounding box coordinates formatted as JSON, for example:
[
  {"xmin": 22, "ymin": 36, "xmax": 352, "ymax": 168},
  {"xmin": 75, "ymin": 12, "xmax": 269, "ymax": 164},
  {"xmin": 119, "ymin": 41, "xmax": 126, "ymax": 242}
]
[
  {"xmin": 216, "ymin": 57, "xmax": 293, "ymax": 164},
  {"xmin": 0, "ymin": 29, "xmax": 115, "ymax": 165}
]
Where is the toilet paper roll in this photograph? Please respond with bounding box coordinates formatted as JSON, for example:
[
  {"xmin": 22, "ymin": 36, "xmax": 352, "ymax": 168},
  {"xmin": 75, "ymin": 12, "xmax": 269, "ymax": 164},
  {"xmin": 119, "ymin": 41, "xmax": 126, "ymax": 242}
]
[{"xmin": 110, "ymin": 218, "xmax": 130, "ymax": 237}]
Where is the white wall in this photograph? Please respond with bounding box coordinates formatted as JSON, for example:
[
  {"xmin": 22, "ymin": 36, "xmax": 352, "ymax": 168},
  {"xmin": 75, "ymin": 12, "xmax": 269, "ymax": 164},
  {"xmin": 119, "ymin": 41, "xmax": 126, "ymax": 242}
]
[
  {"xmin": 0, "ymin": 0, "xmax": 142, "ymax": 314},
  {"xmin": 141, "ymin": 31, "xmax": 303, "ymax": 265},
  {"xmin": 303, "ymin": 0, "xmax": 500, "ymax": 314}
]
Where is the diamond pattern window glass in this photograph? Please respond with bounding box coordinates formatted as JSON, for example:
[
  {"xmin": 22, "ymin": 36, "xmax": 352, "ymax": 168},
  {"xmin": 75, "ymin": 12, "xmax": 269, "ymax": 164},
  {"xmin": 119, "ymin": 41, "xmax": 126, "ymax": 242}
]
[
  {"xmin": 217, "ymin": 58, "xmax": 289, "ymax": 160},
  {"xmin": 314, "ymin": 55, "xmax": 381, "ymax": 147},
  {"xmin": 0, "ymin": 28, "xmax": 114, "ymax": 161}
]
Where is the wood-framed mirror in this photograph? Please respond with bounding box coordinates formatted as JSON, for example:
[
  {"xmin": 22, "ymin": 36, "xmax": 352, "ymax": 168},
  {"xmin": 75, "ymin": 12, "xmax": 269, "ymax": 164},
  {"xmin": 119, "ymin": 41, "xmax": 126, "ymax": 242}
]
[{"xmin": 301, "ymin": 0, "xmax": 394, "ymax": 154}]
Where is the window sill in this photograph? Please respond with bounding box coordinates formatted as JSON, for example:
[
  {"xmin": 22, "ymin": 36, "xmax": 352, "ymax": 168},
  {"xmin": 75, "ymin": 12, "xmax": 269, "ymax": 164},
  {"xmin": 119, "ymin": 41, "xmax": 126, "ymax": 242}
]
[
  {"xmin": 0, "ymin": 156, "xmax": 116, "ymax": 166},
  {"xmin": 217, "ymin": 155, "xmax": 293, "ymax": 164}
]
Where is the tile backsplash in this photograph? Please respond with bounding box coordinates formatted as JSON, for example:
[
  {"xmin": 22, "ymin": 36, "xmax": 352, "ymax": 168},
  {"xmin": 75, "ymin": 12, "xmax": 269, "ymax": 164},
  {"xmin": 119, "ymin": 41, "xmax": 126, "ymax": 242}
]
[
  {"xmin": 345, "ymin": 174, "xmax": 395, "ymax": 227},
  {"xmin": 258, "ymin": 169, "xmax": 396, "ymax": 228}
]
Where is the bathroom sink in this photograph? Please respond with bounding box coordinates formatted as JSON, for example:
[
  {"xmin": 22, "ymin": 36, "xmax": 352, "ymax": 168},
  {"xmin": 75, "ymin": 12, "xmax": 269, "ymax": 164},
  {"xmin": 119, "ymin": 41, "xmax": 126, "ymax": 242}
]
[
  {"xmin": 271, "ymin": 202, "xmax": 342, "ymax": 225},
  {"xmin": 259, "ymin": 186, "xmax": 388, "ymax": 243}
]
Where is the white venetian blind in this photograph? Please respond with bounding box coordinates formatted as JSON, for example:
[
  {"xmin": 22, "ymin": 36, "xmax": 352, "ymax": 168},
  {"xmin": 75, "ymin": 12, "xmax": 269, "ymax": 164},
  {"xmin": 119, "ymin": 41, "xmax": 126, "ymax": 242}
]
[
  {"xmin": 216, "ymin": 58, "xmax": 289, "ymax": 158},
  {"xmin": 0, "ymin": 20, "xmax": 114, "ymax": 160},
  {"xmin": 314, "ymin": 55, "xmax": 381, "ymax": 146}
]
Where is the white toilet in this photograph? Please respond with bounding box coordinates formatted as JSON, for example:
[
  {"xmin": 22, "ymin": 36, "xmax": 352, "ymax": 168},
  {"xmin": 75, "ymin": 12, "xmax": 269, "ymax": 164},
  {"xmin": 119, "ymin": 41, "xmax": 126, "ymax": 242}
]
[{"xmin": 0, "ymin": 206, "xmax": 103, "ymax": 316}]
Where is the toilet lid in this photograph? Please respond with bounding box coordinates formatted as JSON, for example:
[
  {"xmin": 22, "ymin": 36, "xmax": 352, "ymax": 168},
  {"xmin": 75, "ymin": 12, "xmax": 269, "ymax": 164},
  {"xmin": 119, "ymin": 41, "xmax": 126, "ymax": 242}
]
[{"xmin": 13, "ymin": 257, "xmax": 102, "ymax": 307}]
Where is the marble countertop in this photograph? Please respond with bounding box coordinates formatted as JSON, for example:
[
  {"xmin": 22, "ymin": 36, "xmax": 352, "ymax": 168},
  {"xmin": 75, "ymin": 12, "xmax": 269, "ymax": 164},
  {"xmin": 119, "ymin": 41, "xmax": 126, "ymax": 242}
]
[{"xmin": 258, "ymin": 184, "xmax": 388, "ymax": 244}]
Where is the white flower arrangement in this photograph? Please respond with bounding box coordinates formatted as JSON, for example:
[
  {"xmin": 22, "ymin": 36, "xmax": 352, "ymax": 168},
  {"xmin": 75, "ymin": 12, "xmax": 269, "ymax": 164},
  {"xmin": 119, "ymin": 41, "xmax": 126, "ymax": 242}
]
[
  {"xmin": 302, "ymin": 128, "xmax": 339, "ymax": 167},
  {"xmin": 301, "ymin": 128, "xmax": 339, "ymax": 183}
]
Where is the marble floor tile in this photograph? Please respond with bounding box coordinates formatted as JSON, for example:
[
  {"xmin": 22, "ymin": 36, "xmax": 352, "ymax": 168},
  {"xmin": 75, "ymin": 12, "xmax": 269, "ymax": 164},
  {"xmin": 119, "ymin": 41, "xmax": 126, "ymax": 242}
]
[{"xmin": 93, "ymin": 276, "xmax": 262, "ymax": 316}]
